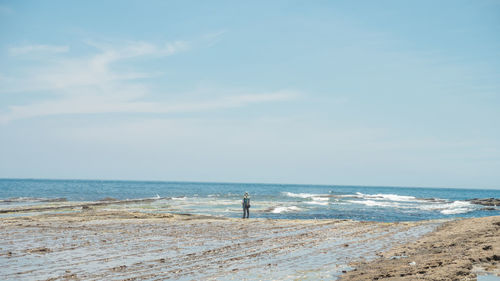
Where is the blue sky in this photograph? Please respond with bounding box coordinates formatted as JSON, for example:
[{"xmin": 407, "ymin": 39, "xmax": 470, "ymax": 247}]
[{"xmin": 1, "ymin": 0, "xmax": 499, "ymax": 188}]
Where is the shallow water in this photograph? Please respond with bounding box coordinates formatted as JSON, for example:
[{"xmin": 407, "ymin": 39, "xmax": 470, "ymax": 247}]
[{"xmin": 478, "ymin": 275, "xmax": 500, "ymax": 281}]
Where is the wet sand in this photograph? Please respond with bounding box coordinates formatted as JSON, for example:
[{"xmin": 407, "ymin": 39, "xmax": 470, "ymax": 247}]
[
  {"xmin": 0, "ymin": 207, "xmax": 437, "ymax": 280},
  {"xmin": 0, "ymin": 203, "xmax": 498, "ymax": 280}
]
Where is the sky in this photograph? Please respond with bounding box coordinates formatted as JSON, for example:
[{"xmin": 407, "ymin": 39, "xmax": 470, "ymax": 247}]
[{"xmin": 0, "ymin": 0, "xmax": 499, "ymax": 189}]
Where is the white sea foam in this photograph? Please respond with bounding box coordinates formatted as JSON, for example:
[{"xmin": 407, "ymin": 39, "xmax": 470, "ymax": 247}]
[
  {"xmin": 304, "ymin": 196, "xmax": 329, "ymax": 206},
  {"xmin": 305, "ymin": 201, "xmax": 329, "ymax": 206},
  {"xmin": 282, "ymin": 192, "xmax": 328, "ymax": 199},
  {"xmin": 171, "ymin": 197, "xmax": 187, "ymax": 201},
  {"xmin": 283, "ymin": 192, "xmax": 330, "ymax": 206},
  {"xmin": 348, "ymin": 200, "xmax": 401, "ymax": 208},
  {"xmin": 418, "ymin": 200, "xmax": 474, "ymax": 215},
  {"xmin": 271, "ymin": 206, "xmax": 303, "ymax": 213},
  {"xmin": 354, "ymin": 192, "xmax": 420, "ymax": 202},
  {"xmin": 345, "ymin": 197, "xmax": 477, "ymax": 215},
  {"xmin": 440, "ymin": 208, "xmax": 470, "ymax": 215}
]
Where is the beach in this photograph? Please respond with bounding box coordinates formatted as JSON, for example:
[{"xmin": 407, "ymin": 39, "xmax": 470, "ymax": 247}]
[{"xmin": 0, "ymin": 203, "xmax": 498, "ymax": 280}]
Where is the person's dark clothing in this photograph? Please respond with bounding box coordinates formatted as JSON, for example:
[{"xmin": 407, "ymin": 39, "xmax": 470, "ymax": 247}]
[
  {"xmin": 243, "ymin": 206, "xmax": 249, "ymax": 218},
  {"xmin": 242, "ymin": 197, "xmax": 250, "ymax": 218}
]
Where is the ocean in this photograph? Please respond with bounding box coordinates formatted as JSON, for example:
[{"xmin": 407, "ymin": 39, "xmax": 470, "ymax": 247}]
[{"xmin": 1, "ymin": 178, "xmax": 499, "ymax": 222}]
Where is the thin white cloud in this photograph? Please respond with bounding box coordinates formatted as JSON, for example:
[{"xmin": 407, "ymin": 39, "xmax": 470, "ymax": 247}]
[
  {"xmin": 202, "ymin": 30, "xmax": 227, "ymax": 40},
  {"xmin": 1, "ymin": 35, "xmax": 300, "ymax": 123},
  {"xmin": 1, "ymin": 40, "xmax": 188, "ymax": 93},
  {"xmin": 9, "ymin": 44, "xmax": 70, "ymax": 56},
  {"xmin": 202, "ymin": 30, "xmax": 227, "ymax": 47},
  {"xmin": 84, "ymin": 40, "xmax": 188, "ymax": 60},
  {"xmin": 0, "ymin": 90, "xmax": 299, "ymax": 123}
]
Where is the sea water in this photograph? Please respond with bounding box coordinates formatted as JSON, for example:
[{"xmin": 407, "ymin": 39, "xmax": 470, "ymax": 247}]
[{"xmin": 0, "ymin": 179, "xmax": 499, "ymax": 222}]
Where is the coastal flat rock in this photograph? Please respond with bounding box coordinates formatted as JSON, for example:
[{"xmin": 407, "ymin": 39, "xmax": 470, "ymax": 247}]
[
  {"xmin": 0, "ymin": 210, "xmax": 436, "ymax": 280},
  {"xmin": 468, "ymin": 198, "xmax": 500, "ymax": 207}
]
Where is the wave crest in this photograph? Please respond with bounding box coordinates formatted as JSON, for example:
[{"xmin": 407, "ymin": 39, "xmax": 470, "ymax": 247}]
[
  {"xmin": 271, "ymin": 206, "xmax": 303, "ymax": 214},
  {"xmin": 419, "ymin": 201, "xmax": 475, "ymax": 215}
]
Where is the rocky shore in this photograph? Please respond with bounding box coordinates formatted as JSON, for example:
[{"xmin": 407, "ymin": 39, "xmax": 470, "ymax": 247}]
[
  {"xmin": 468, "ymin": 198, "xmax": 500, "ymax": 207},
  {"xmin": 0, "ymin": 204, "xmax": 498, "ymax": 280},
  {"xmin": 0, "ymin": 208, "xmax": 436, "ymax": 280},
  {"xmin": 340, "ymin": 216, "xmax": 500, "ymax": 280}
]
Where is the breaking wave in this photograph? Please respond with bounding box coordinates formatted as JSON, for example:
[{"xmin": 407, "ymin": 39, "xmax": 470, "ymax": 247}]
[
  {"xmin": 352, "ymin": 192, "xmax": 423, "ymax": 202},
  {"xmin": 282, "ymin": 192, "xmax": 328, "ymax": 199},
  {"xmin": 279, "ymin": 191, "xmax": 481, "ymax": 215},
  {"xmin": 271, "ymin": 206, "xmax": 303, "ymax": 214},
  {"xmin": 305, "ymin": 200, "xmax": 329, "ymax": 206},
  {"xmin": 418, "ymin": 201, "xmax": 475, "ymax": 215},
  {"xmin": 346, "ymin": 196, "xmax": 477, "ymax": 215},
  {"xmin": 283, "ymin": 192, "xmax": 330, "ymax": 206},
  {"xmin": 347, "ymin": 200, "xmax": 403, "ymax": 208}
]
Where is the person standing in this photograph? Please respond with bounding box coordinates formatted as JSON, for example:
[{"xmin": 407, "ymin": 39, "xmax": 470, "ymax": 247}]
[{"xmin": 242, "ymin": 192, "xmax": 251, "ymax": 218}]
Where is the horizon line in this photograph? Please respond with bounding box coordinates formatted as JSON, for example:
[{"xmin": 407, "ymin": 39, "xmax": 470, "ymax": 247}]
[{"xmin": 0, "ymin": 177, "xmax": 498, "ymax": 191}]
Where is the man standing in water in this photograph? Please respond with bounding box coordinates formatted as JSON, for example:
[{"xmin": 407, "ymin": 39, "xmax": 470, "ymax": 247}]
[{"xmin": 242, "ymin": 192, "xmax": 251, "ymax": 218}]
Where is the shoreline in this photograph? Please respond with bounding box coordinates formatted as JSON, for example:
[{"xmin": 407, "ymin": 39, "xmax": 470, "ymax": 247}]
[{"xmin": 0, "ymin": 208, "xmax": 498, "ymax": 280}]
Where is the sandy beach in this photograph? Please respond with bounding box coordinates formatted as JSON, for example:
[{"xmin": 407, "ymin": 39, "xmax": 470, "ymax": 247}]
[{"xmin": 0, "ymin": 205, "xmax": 498, "ymax": 280}]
